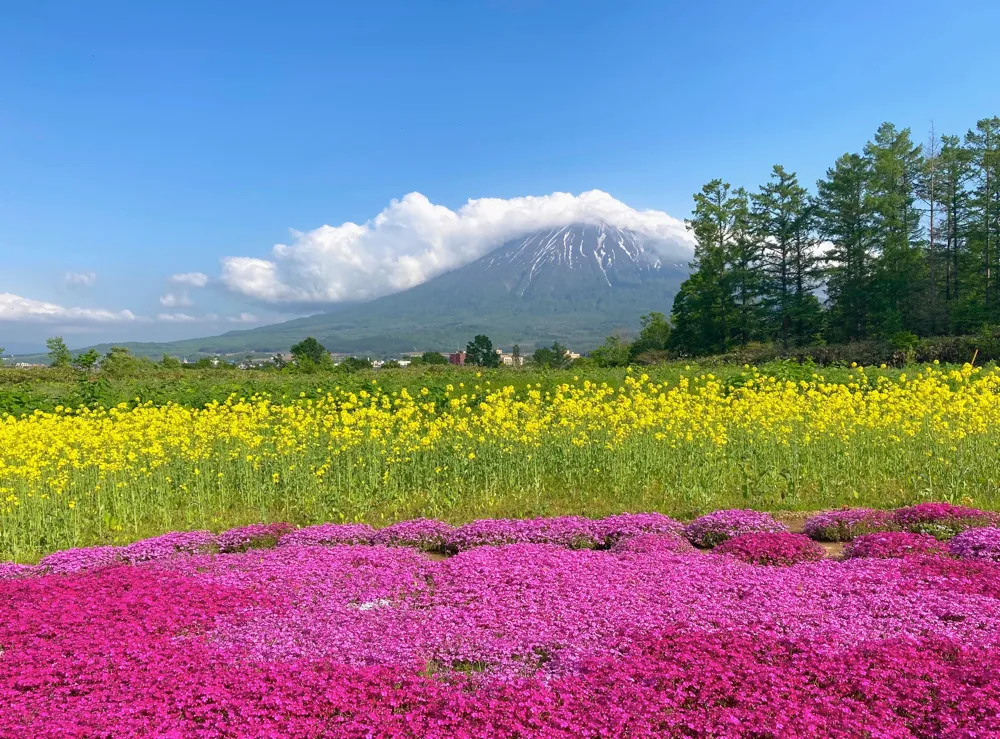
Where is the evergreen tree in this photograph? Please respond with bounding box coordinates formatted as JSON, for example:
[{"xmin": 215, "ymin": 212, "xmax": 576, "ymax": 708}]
[
  {"xmin": 816, "ymin": 153, "xmax": 875, "ymax": 341},
  {"xmin": 935, "ymin": 135, "xmax": 974, "ymax": 329},
  {"xmin": 864, "ymin": 123, "xmax": 927, "ymax": 335},
  {"xmin": 965, "ymin": 117, "xmax": 1000, "ymax": 326},
  {"xmin": 753, "ymin": 165, "xmax": 819, "ymax": 347},
  {"xmin": 668, "ymin": 180, "xmax": 746, "ymax": 355}
]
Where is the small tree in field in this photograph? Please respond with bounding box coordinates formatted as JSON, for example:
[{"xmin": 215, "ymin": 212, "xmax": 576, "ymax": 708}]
[
  {"xmin": 72, "ymin": 349, "xmax": 100, "ymax": 371},
  {"xmin": 46, "ymin": 336, "xmax": 72, "ymax": 367},
  {"xmin": 290, "ymin": 337, "xmax": 328, "ymax": 365},
  {"xmin": 420, "ymin": 351, "xmax": 448, "ymax": 365},
  {"xmin": 465, "ymin": 335, "xmax": 499, "ymax": 367}
]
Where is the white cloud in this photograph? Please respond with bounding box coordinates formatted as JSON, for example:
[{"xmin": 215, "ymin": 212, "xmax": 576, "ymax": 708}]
[
  {"xmin": 227, "ymin": 312, "xmax": 258, "ymax": 323},
  {"xmin": 64, "ymin": 271, "xmax": 97, "ymax": 288},
  {"xmin": 156, "ymin": 312, "xmax": 198, "ymax": 323},
  {"xmin": 169, "ymin": 272, "xmax": 209, "ymax": 288},
  {"xmin": 0, "ymin": 292, "xmax": 135, "ymax": 323},
  {"xmin": 219, "ymin": 190, "xmax": 694, "ymax": 305},
  {"xmin": 159, "ymin": 292, "xmax": 193, "ymax": 308}
]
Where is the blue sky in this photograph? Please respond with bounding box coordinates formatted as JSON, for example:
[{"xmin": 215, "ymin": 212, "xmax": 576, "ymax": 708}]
[{"xmin": 2, "ymin": 0, "xmax": 999, "ymax": 352}]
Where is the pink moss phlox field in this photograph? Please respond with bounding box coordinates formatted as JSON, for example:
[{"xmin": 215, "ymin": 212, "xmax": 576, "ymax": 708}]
[
  {"xmin": 6, "ymin": 542, "xmax": 1000, "ymax": 736},
  {"xmin": 892, "ymin": 502, "xmax": 1000, "ymax": 540},
  {"xmin": 949, "ymin": 527, "xmax": 1000, "ymax": 563},
  {"xmin": 446, "ymin": 516, "xmax": 601, "ymax": 550},
  {"xmin": 37, "ymin": 544, "xmax": 122, "ymax": 574},
  {"xmin": 683, "ymin": 508, "xmax": 788, "ymax": 548},
  {"xmin": 714, "ymin": 532, "xmax": 826, "ymax": 566},
  {"xmin": 590, "ymin": 512, "xmax": 685, "ymax": 547},
  {"xmin": 610, "ymin": 533, "xmax": 696, "ymax": 555},
  {"xmin": 120, "ymin": 530, "xmax": 218, "ymax": 563},
  {"xmin": 804, "ymin": 507, "xmax": 895, "ymax": 541},
  {"xmin": 372, "ymin": 518, "xmax": 454, "ymax": 551},
  {"xmin": 216, "ymin": 521, "xmax": 295, "ymax": 552},
  {"xmin": 845, "ymin": 532, "xmax": 945, "ymax": 560},
  {"xmin": 279, "ymin": 523, "xmax": 376, "ymax": 548}
]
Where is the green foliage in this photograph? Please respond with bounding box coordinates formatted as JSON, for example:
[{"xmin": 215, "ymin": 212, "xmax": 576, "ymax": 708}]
[
  {"xmin": 532, "ymin": 342, "xmax": 570, "ymax": 368},
  {"xmin": 46, "ymin": 337, "xmax": 71, "ymax": 368},
  {"xmin": 71, "ymin": 349, "xmax": 100, "ymax": 371},
  {"xmin": 629, "ymin": 312, "xmax": 671, "ymax": 359},
  {"xmin": 465, "ymin": 335, "xmax": 499, "ymax": 367},
  {"xmin": 420, "ymin": 351, "xmax": 449, "ymax": 365},
  {"xmin": 159, "ymin": 354, "xmax": 182, "ymax": 370},
  {"xmin": 289, "ymin": 337, "xmax": 328, "ymax": 365},
  {"xmin": 590, "ymin": 334, "xmax": 632, "ymax": 367},
  {"xmin": 339, "ymin": 356, "xmax": 372, "ymax": 372}
]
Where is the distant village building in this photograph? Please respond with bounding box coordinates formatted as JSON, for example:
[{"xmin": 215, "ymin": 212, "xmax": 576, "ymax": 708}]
[
  {"xmin": 500, "ymin": 353, "xmax": 524, "ymax": 367},
  {"xmin": 449, "ymin": 351, "xmax": 466, "ymax": 365}
]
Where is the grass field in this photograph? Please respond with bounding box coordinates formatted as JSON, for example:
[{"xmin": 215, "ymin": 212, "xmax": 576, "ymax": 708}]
[{"xmin": 2, "ymin": 361, "xmax": 1000, "ymax": 562}]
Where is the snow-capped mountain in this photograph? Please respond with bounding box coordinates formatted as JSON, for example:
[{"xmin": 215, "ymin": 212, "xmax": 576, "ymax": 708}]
[
  {"xmin": 478, "ymin": 224, "xmax": 673, "ymax": 298},
  {"xmin": 87, "ymin": 225, "xmax": 689, "ymax": 357}
]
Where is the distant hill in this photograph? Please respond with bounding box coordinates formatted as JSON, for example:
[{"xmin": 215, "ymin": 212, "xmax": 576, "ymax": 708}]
[{"xmin": 52, "ymin": 224, "xmax": 688, "ymax": 359}]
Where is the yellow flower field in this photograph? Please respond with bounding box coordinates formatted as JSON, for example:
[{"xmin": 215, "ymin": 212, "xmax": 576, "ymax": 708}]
[{"xmin": 2, "ymin": 364, "xmax": 1000, "ymax": 561}]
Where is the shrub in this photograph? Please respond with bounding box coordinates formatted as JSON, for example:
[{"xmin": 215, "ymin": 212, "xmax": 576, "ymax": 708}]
[
  {"xmin": 610, "ymin": 533, "xmax": 696, "ymax": 555},
  {"xmin": 279, "ymin": 523, "xmax": 375, "ymax": 548},
  {"xmin": 714, "ymin": 532, "xmax": 825, "ymax": 566},
  {"xmin": 948, "ymin": 528, "xmax": 1000, "ymax": 563},
  {"xmin": 683, "ymin": 509, "xmax": 788, "ymax": 548},
  {"xmin": 891, "ymin": 503, "xmax": 998, "ymax": 540},
  {"xmin": 373, "ymin": 519, "xmax": 454, "ymax": 552},
  {"xmin": 844, "ymin": 532, "xmax": 944, "ymax": 560},
  {"xmin": 217, "ymin": 522, "xmax": 295, "ymax": 553},
  {"xmin": 803, "ymin": 508, "xmax": 895, "ymax": 542}
]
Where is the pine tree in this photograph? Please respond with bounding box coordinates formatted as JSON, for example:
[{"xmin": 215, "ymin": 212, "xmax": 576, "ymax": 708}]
[
  {"xmin": 864, "ymin": 123, "xmax": 927, "ymax": 335},
  {"xmin": 965, "ymin": 117, "xmax": 1000, "ymax": 326},
  {"xmin": 668, "ymin": 180, "xmax": 738, "ymax": 355},
  {"xmin": 936, "ymin": 135, "xmax": 974, "ymax": 329},
  {"xmin": 816, "ymin": 153, "xmax": 875, "ymax": 342},
  {"xmin": 752, "ymin": 165, "xmax": 819, "ymax": 347}
]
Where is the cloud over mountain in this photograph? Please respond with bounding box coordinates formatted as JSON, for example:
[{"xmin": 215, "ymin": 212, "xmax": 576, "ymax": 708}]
[
  {"xmin": 0, "ymin": 293, "xmax": 135, "ymax": 323},
  {"xmin": 219, "ymin": 190, "xmax": 694, "ymax": 305}
]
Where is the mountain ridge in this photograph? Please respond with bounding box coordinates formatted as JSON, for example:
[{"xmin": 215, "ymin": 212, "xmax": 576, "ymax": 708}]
[{"xmin": 38, "ymin": 224, "xmax": 688, "ymax": 359}]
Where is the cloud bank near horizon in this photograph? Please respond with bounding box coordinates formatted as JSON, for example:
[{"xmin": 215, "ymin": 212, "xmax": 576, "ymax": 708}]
[{"xmin": 219, "ymin": 190, "xmax": 695, "ymax": 305}]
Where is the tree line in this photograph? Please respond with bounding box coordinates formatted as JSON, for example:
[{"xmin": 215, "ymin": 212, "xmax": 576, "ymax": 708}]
[{"xmin": 667, "ymin": 117, "xmax": 1000, "ymax": 356}]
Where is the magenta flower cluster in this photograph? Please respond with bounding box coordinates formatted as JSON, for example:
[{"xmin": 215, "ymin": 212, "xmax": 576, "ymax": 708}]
[
  {"xmin": 804, "ymin": 507, "xmax": 895, "ymax": 541},
  {"xmin": 216, "ymin": 522, "xmax": 296, "ymax": 552},
  {"xmin": 844, "ymin": 532, "xmax": 945, "ymax": 560},
  {"xmin": 610, "ymin": 533, "xmax": 696, "ymax": 555},
  {"xmin": 121, "ymin": 530, "xmax": 218, "ymax": 563},
  {"xmin": 948, "ymin": 527, "xmax": 1000, "ymax": 562},
  {"xmin": 891, "ymin": 502, "xmax": 1000, "ymax": 540},
  {"xmin": 714, "ymin": 532, "xmax": 825, "ymax": 566},
  {"xmin": 279, "ymin": 523, "xmax": 376, "ymax": 548},
  {"xmin": 372, "ymin": 518, "xmax": 455, "ymax": 551},
  {"xmin": 683, "ymin": 508, "xmax": 787, "ymax": 548},
  {"xmin": 4, "ymin": 540, "xmax": 1000, "ymax": 737},
  {"xmin": 37, "ymin": 544, "xmax": 122, "ymax": 574}
]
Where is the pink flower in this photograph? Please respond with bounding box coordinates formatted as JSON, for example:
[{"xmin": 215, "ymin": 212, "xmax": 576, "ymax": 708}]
[
  {"xmin": 844, "ymin": 532, "xmax": 944, "ymax": 560},
  {"xmin": 714, "ymin": 532, "xmax": 825, "ymax": 566}
]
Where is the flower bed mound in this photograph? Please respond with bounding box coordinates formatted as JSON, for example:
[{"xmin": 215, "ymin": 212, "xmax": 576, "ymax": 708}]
[
  {"xmin": 844, "ymin": 532, "xmax": 945, "ymax": 560},
  {"xmin": 948, "ymin": 527, "xmax": 1000, "ymax": 562},
  {"xmin": 373, "ymin": 518, "xmax": 454, "ymax": 551},
  {"xmin": 683, "ymin": 509, "xmax": 788, "ymax": 548},
  {"xmin": 714, "ymin": 532, "xmax": 825, "ymax": 566},
  {"xmin": 892, "ymin": 502, "xmax": 999, "ymax": 540},
  {"xmin": 610, "ymin": 533, "xmax": 696, "ymax": 555},
  {"xmin": 803, "ymin": 508, "xmax": 894, "ymax": 542},
  {"xmin": 279, "ymin": 523, "xmax": 375, "ymax": 548}
]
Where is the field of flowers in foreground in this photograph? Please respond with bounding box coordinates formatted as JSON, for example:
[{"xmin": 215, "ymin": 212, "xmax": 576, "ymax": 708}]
[
  {"xmin": 3, "ymin": 507, "xmax": 1000, "ymax": 737},
  {"xmin": 5, "ymin": 363, "xmax": 1000, "ymax": 562}
]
